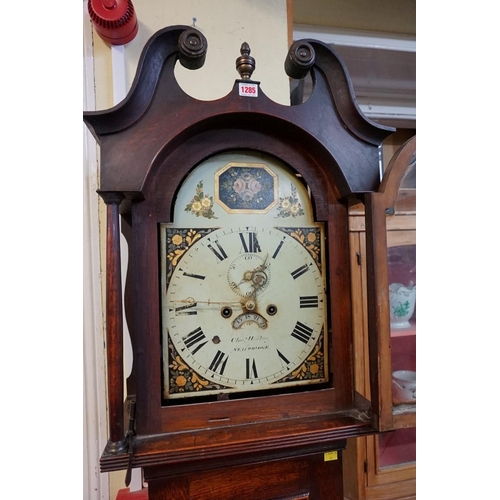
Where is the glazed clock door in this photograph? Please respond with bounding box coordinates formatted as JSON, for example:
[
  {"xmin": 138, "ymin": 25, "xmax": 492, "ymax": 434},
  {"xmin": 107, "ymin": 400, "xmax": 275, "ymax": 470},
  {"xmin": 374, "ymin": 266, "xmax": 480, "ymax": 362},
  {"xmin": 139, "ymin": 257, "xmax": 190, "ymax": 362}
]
[{"xmin": 160, "ymin": 151, "xmax": 328, "ymax": 401}]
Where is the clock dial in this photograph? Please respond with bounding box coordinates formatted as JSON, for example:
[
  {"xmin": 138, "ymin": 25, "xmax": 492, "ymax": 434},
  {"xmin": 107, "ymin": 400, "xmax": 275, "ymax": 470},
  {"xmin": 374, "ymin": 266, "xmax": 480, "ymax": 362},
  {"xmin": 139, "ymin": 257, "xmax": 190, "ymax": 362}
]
[
  {"xmin": 160, "ymin": 151, "xmax": 329, "ymax": 400},
  {"xmin": 163, "ymin": 225, "xmax": 327, "ymax": 399}
]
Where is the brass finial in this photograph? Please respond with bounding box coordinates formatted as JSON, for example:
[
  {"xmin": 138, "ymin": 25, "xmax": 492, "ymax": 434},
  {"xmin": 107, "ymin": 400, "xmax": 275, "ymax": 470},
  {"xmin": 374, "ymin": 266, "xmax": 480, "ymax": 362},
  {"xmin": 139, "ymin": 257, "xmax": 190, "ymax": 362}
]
[{"xmin": 236, "ymin": 42, "xmax": 255, "ymax": 79}]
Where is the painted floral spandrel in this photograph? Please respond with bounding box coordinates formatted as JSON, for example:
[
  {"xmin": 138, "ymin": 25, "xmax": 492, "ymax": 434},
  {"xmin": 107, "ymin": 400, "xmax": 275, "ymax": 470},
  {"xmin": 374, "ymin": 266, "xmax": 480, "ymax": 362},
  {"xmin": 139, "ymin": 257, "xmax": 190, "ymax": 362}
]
[{"xmin": 185, "ymin": 181, "xmax": 218, "ymax": 219}]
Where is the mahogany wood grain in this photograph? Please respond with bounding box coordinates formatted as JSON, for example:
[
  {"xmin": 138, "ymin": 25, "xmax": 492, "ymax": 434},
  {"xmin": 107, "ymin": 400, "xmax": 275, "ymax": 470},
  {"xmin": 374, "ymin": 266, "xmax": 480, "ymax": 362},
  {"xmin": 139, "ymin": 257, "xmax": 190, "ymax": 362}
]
[
  {"xmin": 186, "ymin": 458, "xmax": 310, "ymax": 500},
  {"xmin": 101, "ymin": 409, "xmax": 363, "ymax": 473},
  {"xmin": 147, "ymin": 475, "xmax": 189, "ymax": 500},
  {"xmin": 104, "ymin": 197, "xmax": 126, "ymax": 447},
  {"xmin": 143, "ymin": 449, "xmax": 346, "ymax": 500},
  {"xmin": 310, "ymin": 453, "xmax": 345, "ymax": 500},
  {"xmin": 326, "ymin": 198, "xmax": 354, "ymax": 408},
  {"xmin": 159, "ymin": 388, "xmax": 339, "ymax": 434},
  {"xmin": 129, "ymin": 183, "xmax": 162, "ymax": 433}
]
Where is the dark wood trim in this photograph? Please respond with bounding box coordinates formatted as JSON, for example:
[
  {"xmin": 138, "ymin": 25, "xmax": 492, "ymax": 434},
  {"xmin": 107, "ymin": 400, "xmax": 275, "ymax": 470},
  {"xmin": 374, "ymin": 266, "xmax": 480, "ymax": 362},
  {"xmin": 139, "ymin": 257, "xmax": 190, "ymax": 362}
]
[
  {"xmin": 327, "ymin": 197, "xmax": 354, "ymax": 408},
  {"xmin": 103, "ymin": 197, "xmax": 127, "ymax": 451}
]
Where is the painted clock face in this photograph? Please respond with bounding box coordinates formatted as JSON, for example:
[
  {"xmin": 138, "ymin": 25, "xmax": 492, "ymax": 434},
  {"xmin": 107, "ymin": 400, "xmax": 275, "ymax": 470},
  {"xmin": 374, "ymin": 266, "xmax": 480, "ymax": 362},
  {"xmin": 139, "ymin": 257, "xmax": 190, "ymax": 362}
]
[{"xmin": 161, "ymin": 152, "xmax": 328, "ymax": 400}]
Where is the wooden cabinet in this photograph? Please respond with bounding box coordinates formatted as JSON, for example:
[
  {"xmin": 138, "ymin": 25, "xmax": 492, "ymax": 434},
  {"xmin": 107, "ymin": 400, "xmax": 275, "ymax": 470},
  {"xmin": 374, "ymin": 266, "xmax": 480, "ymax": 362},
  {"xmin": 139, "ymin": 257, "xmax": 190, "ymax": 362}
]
[
  {"xmin": 344, "ymin": 131, "xmax": 416, "ymax": 500},
  {"xmin": 144, "ymin": 447, "xmax": 346, "ymax": 500}
]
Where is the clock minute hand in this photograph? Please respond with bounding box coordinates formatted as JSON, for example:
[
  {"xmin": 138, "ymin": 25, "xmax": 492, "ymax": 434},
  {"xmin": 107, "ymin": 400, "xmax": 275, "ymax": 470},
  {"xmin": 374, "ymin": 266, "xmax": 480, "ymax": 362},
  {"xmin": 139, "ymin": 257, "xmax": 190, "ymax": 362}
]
[
  {"xmin": 172, "ymin": 298, "xmax": 243, "ymax": 306},
  {"xmin": 172, "ymin": 297, "xmax": 259, "ymax": 315}
]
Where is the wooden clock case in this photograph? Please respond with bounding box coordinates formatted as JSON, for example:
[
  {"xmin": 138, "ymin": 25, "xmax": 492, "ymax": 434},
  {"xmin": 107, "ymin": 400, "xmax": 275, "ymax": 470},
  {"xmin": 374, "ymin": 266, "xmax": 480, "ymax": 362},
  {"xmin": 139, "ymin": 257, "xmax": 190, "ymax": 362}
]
[{"xmin": 83, "ymin": 25, "xmax": 400, "ymax": 499}]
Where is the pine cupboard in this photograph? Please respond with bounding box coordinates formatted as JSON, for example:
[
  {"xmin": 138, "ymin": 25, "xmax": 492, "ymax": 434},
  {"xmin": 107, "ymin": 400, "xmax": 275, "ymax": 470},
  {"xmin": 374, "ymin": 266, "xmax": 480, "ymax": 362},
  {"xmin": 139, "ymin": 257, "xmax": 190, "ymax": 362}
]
[{"xmin": 344, "ymin": 131, "xmax": 416, "ymax": 500}]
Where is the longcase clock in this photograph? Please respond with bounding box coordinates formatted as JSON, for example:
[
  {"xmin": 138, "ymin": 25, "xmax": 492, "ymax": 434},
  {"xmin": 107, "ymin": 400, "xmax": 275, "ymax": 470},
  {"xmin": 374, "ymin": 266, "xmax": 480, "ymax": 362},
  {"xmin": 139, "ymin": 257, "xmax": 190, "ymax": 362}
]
[{"xmin": 84, "ymin": 25, "xmax": 397, "ymax": 500}]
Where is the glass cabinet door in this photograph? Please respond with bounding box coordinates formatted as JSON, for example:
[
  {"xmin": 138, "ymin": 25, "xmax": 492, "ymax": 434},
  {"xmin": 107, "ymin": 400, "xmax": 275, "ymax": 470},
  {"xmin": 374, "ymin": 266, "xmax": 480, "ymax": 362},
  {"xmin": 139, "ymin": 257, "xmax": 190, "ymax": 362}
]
[
  {"xmin": 388, "ymin": 154, "xmax": 416, "ymax": 417},
  {"xmin": 364, "ymin": 134, "xmax": 416, "ymax": 431},
  {"xmin": 388, "ymin": 236, "xmax": 416, "ymax": 411},
  {"xmin": 367, "ymin": 136, "xmax": 416, "ymax": 490},
  {"xmin": 344, "ymin": 135, "xmax": 416, "ymax": 498},
  {"xmin": 378, "ymin": 427, "xmax": 416, "ymax": 469}
]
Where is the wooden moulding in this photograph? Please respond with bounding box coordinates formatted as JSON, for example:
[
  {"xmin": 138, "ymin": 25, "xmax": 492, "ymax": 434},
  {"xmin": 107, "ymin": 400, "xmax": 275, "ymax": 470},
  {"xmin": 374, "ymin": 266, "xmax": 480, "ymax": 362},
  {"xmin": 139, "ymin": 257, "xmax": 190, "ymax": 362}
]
[{"xmin": 100, "ymin": 393, "xmax": 370, "ymax": 473}]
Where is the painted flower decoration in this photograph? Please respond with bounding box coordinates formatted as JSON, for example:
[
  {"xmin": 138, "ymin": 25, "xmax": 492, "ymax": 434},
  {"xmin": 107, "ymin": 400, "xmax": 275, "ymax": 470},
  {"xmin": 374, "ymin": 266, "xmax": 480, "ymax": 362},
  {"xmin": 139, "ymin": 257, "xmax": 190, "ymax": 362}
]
[
  {"xmin": 289, "ymin": 228, "xmax": 320, "ymax": 267},
  {"xmin": 233, "ymin": 178, "xmax": 246, "ymax": 194},
  {"xmin": 167, "ymin": 339, "xmax": 229, "ymax": 395},
  {"xmin": 276, "ymin": 183, "xmax": 305, "ymax": 218},
  {"xmin": 248, "ymin": 179, "xmax": 262, "ymax": 193},
  {"xmin": 185, "ymin": 181, "xmax": 218, "ymax": 219},
  {"xmin": 171, "ymin": 234, "xmax": 183, "ymax": 246},
  {"xmin": 166, "ymin": 229, "xmax": 204, "ymax": 270},
  {"xmin": 231, "ymin": 173, "xmax": 263, "ymax": 201},
  {"xmin": 217, "ymin": 165, "xmax": 276, "ymax": 211}
]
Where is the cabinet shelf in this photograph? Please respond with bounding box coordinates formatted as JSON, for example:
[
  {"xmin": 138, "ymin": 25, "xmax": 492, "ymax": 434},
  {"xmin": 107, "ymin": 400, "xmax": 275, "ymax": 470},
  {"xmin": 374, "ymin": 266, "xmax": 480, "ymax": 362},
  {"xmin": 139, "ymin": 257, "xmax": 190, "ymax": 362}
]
[
  {"xmin": 392, "ymin": 403, "xmax": 415, "ymax": 415},
  {"xmin": 390, "ymin": 319, "xmax": 416, "ymax": 338}
]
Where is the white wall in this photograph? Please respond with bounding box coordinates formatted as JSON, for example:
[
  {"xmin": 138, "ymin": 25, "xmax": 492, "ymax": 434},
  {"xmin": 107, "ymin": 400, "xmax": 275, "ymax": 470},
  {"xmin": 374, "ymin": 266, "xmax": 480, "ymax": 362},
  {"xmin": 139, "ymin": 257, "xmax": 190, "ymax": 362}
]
[
  {"xmin": 83, "ymin": 2, "xmax": 291, "ymax": 499},
  {"xmin": 92, "ymin": 0, "xmax": 292, "ymax": 108}
]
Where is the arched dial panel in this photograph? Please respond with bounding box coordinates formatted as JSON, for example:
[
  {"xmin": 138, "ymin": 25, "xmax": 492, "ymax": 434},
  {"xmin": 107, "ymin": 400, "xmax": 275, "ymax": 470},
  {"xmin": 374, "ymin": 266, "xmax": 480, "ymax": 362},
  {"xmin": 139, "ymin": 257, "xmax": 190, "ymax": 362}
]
[{"xmin": 161, "ymin": 151, "xmax": 328, "ymax": 399}]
